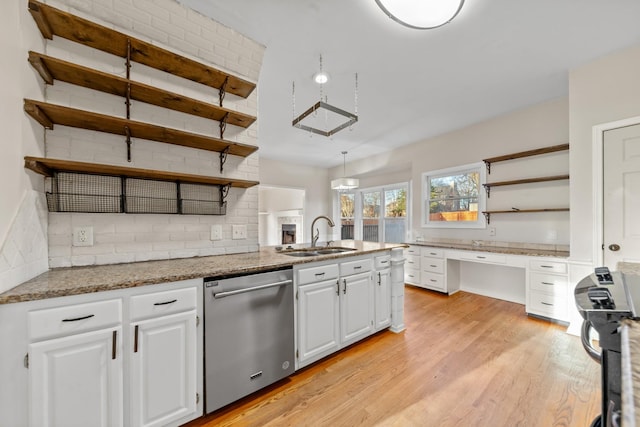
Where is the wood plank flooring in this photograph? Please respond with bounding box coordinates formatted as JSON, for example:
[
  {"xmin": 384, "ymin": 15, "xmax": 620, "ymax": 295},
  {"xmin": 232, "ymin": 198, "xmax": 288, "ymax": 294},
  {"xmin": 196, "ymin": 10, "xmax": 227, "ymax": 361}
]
[{"xmin": 185, "ymin": 286, "xmax": 601, "ymax": 427}]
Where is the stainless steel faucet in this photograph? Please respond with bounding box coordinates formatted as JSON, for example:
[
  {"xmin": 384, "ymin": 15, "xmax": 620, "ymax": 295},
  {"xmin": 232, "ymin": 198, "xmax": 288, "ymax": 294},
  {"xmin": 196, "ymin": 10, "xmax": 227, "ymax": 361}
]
[{"xmin": 310, "ymin": 215, "xmax": 335, "ymax": 247}]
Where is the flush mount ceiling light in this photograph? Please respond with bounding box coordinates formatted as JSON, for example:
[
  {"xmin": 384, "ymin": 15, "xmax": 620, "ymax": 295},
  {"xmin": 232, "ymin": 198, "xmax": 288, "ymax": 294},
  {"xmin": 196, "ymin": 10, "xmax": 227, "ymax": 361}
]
[
  {"xmin": 331, "ymin": 151, "xmax": 359, "ymax": 191},
  {"xmin": 375, "ymin": 0, "xmax": 465, "ymax": 29},
  {"xmin": 292, "ymin": 55, "xmax": 358, "ymax": 137}
]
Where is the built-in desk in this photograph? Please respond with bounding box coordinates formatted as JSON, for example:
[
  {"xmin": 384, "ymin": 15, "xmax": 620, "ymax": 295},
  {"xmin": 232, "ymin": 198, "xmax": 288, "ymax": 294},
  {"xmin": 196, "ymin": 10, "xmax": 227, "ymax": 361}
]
[{"xmin": 405, "ymin": 242, "xmax": 570, "ymax": 322}]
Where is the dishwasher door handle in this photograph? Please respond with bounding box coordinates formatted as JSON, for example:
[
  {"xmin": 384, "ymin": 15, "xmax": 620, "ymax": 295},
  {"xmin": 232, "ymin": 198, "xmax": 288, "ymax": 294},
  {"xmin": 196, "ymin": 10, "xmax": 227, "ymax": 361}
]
[{"xmin": 213, "ymin": 279, "xmax": 293, "ymax": 299}]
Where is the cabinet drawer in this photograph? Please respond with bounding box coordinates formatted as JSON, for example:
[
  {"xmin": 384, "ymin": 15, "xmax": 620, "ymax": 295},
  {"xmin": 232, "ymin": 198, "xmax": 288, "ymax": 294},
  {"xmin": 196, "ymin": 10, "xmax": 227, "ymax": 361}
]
[
  {"xmin": 130, "ymin": 287, "xmax": 197, "ymax": 321},
  {"xmin": 297, "ymin": 263, "xmax": 339, "ymax": 285},
  {"xmin": 530, "ymin": 272, "xmax": 568, "ymax": 296},
  {"xmin": 405, "ymin": 268, "xmax": 420, "ymax": 284},
  {"xmin": 374, "ymin": 254, "xmax": 391, "ymax": 270},
  {"xmin": 529, "ymin": 291, "xmax": 567, "ymax": 320},
  {"xmin": 422, "ymin": 258, "xmax": 444, "ymax": 274},
  {"xmin": 405, "ymin": 246, "xmax": 421, "ymax": 256},
  {"xmin": 460, "ymin": 252, "xmax": 506, "ymax": 264},
  {"xmin": 340, "ymin": 258, "xmax": 373, "ymax": 276},
  {"xmin": 29, "ymin": 299, "xmax": 122, "ymax": 342},
  {"xmin": 421, "ymin": 247, "xmax": 444, "ymax": 258},
  {"xmin": 530, "ymin": 260, "xmax": 567, "ymax": 274},
  {"xmin": 405, "ymin": 254, "xmax": 420, "ymax": 269},
  {"xmin": 421, "ymin": 271, "xmax": 445, "ymax": 291}
]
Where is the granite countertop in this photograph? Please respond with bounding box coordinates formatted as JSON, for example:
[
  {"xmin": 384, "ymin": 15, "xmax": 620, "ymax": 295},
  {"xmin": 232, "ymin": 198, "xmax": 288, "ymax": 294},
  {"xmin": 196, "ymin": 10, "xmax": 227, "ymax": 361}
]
[
  {"xmin": 407, "ymin": 241, "xmax": 569, "ymax": 258},
  {"xmin": 0, "ymin": 241, "xmax": 405, "ymax": 305}
]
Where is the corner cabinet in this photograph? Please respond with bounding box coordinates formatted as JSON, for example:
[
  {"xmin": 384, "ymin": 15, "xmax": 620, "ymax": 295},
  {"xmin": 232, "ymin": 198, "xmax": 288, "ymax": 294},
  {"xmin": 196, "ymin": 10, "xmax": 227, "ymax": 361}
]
[
  {"xmin": 24, "ymin": 1, "xmax": 259, "ymax": 214},
  {"xmin": 0, "ymin": 279, "xmax": 203, "ymax": 427},
  {"xmin": 28, "ymin": 300, "xmax": 124, "ymax": 427},
  {"xmin": 481, "ymin": 144, "xmax": 569, "ymax": 224}
]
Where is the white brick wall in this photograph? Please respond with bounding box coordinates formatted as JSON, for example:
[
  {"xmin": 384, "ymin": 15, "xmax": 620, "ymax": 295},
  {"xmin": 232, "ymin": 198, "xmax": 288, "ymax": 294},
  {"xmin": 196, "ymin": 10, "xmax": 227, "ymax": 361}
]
[{"xmin": 41, "ymin": 0, "xmax": 264, "ymax": 267}]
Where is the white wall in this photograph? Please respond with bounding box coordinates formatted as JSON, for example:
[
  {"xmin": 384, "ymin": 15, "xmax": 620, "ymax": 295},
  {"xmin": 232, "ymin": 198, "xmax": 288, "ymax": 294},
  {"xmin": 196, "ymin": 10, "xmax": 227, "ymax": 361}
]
[
  {"xmin": 330, "ymin": 97, "xmax": 570, "ymax": 246},
  {"xmin": 38, "ymin": 0, "xmax": 264, "ymax": 267},
  {"xmin": 259, "ymin": 158, "xmax": 333, "ymax": 243},
  {"xmin": 569, "ymin": 44, "xmax": 640, "ymax": 262},
  {"xmin": 0, "ymin": 2, "xmax": 48, "ymax": 293}
]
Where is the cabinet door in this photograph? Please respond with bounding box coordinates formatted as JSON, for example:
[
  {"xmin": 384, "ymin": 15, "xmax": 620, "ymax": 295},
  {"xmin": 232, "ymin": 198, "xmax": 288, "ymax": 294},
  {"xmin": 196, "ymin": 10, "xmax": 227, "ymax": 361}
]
[
  {"xmin": 297, "ymin": 279, "xmax": 340, "ymax": 365},
  {"xmin": 374, "ymin": 269, "xmax": 392, "ymax": 330},
  {"xmin": 29, "ymin": 327, "xmax": 123, "ymax": 427},
  {"xmin": 340, "ymin": 271, "xmax": 374, "ymax": 346},
  {"xmin": 130, "ymin": 311, "xmax": 197, "ymax": 427}
]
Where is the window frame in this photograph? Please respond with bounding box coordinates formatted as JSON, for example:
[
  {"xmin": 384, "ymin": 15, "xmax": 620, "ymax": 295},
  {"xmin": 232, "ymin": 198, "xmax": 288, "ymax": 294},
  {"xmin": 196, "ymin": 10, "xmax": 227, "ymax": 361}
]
[{"xmin": 421, "ymin": 162, "xmax": 486, "ymax": 229}]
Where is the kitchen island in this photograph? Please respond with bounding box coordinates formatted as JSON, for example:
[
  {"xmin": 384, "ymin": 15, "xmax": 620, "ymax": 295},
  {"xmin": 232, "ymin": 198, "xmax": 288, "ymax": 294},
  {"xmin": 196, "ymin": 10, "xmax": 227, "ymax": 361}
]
[
  {"xmin": 0, "ymin": 240, "xmax": 405, "ymax": 304},
  {"xmin": 0, "ymin": 241, "xmax": 405, "ymax": 427}
]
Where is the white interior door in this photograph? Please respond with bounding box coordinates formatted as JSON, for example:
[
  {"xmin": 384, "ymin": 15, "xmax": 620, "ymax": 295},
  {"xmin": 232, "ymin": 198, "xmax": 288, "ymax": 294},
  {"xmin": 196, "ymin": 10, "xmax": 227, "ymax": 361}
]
[{"xmin": 603, "ymin": 123, "xmax": 640, "ymax": 267}]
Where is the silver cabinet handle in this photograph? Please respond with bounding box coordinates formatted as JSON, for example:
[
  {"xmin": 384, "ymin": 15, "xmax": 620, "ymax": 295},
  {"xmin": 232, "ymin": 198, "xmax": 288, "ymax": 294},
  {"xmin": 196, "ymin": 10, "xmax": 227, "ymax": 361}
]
[
  {"xmin": 343, "ymin": 279, "xmax": 347, "ymax": 294},
  {"xmin": 214, "ymin": 280, "xmax": 292, "ymax": 298},
  {"xmin": 315, "ymin": 272, "xmax": 325, "ymax": 277},
  {"xmin": 541, "ymin": 302, "xmax": 554, "ymax": 306},
  {"xmin": 336, "ymin": 280, "xmax": 340, "ymax": 295},
  {"xmin": 540, "ymin": 265, "xmax": 553, "ymax": 269},
  {"xmin": 134, "ymin": 325, "xmax": 139, "ymax": 353},
  {"xmin": 541, "ymin": 282, "xmax": 554, "ymax": 286},
  {"xmin": 476, "ymin": 256, "xmax": 486, "ymax": 259},
  {"xmin": 112, "ymin": 330, "xmax": 117, "ymax": 360},
  {"xmin": 378, "ymin": 272, "xmax": 381, "ymax": 286},
  {"xmin": 354, "ymin": 266, "xmax": 362, "ymax": 270}
]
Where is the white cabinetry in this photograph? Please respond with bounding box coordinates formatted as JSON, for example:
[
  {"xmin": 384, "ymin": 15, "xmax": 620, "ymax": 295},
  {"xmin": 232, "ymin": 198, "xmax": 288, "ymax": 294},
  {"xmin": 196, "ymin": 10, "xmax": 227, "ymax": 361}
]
[
  {"xmin": 296, "ymin": 255, "xmax": 376, "ymax": 369},
  {"xmin": 297, "ymin": 263, "xmax": 341, "ymax": 366},
  {"xmin": 129, "ymin": 287, "xmax": 198, "ymax": 427},
  {"xmin": 526, "ymin": 259, "xmax": 569, "ymax": 322},
  {"xmin": 374, "ymin": 254, "xmax": 392, "ymax": 331},
  {"xmin": 420, "ymin": 247, "xmax": 446, "ymax": 292},
  {"xmin": 7, "ymin": 279, "xmax": 202, "ymax": 427},
  {"xmin": 28, "ymin": 299, "xmax": 124, "ymax": 427},
  {"xmin": 404, "ymin": 245, "xmax": 420, "ymax": 285}
]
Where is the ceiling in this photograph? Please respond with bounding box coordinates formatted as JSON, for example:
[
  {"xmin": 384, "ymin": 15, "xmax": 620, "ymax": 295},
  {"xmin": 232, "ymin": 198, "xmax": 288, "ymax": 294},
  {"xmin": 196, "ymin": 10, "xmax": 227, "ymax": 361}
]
[{"xmin": 180, "ymin": 0, "xmax": 640, "ymax": 168}]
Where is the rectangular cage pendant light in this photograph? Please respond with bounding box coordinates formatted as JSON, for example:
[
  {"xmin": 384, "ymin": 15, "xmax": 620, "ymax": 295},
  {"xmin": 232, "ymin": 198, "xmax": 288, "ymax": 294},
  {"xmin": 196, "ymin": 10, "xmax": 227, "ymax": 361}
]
[{"xmin": 292, "ymin": 101, "xmax": 358, "ymax": 137}]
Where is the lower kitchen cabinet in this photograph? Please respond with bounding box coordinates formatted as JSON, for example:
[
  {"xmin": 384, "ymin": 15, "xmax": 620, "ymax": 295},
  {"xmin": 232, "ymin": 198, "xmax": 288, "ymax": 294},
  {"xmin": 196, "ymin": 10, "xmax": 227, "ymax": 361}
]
[
  {"xmin": 129, "ymin": 311, "xmax": 197, "ymax": 427},
  {"xmin": 296, "ymin": 255, "xmax": 377, "ymax": 369},
  {"xmin": 29, "ymin": 326, "xmax": 123, "ymax": 427},
  {"xmin": 297, "ymin": 278, "xmax": 341, "ymax": 365},
  {"xmin": 374, "ymin": 268, "xmax": 392, "ymax": 330},
  {"xmin": 340, "ymin": 270, "xmax": 374, "ymax": 347},
  {"xmin": 0, "ymin": 279, "xmax": 203, "ymax": 427}
]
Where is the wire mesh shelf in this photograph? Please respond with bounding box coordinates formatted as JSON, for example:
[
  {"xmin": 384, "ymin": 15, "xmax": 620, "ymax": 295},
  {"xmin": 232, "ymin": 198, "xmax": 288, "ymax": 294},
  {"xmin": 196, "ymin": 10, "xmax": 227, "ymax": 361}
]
[{"xmin": 45, "ymin": 172, "xmax": 227, "ymax": 215}]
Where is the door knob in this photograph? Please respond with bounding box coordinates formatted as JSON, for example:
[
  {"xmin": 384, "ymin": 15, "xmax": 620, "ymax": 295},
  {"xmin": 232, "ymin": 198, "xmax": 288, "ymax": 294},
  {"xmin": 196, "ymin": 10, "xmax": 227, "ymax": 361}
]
[{"xmin": 608, "ymin": 244, "xmax": 621, "ymax": 252}]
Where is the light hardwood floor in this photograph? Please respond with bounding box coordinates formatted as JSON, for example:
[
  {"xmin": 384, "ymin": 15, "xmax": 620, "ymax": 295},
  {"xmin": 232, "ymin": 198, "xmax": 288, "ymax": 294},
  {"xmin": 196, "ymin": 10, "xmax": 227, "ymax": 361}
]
[{"xmin": 186, "ymin": 286, "xmax": 601, "ymax": 427}]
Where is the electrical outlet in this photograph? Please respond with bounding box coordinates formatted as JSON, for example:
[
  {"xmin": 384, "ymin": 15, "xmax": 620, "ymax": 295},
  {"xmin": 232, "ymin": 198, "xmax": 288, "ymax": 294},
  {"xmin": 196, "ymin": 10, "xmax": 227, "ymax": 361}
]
[
  {"xmin": 210, "ymin": 225, "xmax": 223, "ymax": 241},
  {"xmin": 489, "ymin": 227, "xmax": 496, "ymax": 237},
  {"xmin": 232, "ymin": 224, "xmax": 247, "ymax": 240},
  {"xmin": 73, "ymin": 226, "xmax": 94, "ymax": 247}
]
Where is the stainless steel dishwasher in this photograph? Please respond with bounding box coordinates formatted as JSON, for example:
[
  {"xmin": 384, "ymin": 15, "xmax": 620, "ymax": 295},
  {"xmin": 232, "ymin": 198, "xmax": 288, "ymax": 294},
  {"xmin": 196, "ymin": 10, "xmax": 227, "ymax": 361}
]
[{"xmin": 203, "ymin": 267, "xmax": 294, "ymax": 413}]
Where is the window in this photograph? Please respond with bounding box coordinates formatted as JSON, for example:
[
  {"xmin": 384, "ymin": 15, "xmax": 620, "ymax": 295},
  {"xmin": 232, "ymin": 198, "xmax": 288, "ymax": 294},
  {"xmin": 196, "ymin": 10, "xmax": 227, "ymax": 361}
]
[
  {"xmin": 336, "ymin": 184, "xmax": 409, "ymax": 242},
  {"xmin": 422, "ymin": 163, "xmax": 485, "ymax": 228},
  {"xmin": 340, "ymin": 193, "xmax": 355, "ymax": 240}
]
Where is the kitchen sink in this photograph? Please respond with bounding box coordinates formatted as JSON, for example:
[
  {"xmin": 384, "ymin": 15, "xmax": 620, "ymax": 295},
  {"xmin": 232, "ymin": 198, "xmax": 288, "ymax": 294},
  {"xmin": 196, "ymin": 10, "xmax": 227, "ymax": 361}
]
[
  {"xmin": 282, "ymin": 251, "xmax": 319, "ymax": 257},
  {"xmin": 280, "ymin": 247, "xmax": 357, "ymax": 257},
  {"xmin": 315, "ymin": 248, "xmax": 356, "ymax": 254}
]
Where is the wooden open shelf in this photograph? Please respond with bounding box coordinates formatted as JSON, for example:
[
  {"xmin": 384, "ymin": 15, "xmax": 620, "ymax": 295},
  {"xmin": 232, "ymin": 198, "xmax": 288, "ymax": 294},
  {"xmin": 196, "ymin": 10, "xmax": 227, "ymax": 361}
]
[
  {"xmin": 24, "ymin": 99, "xmax": 258, "ymax": 157},
  {"xmin": 482, "ymin": 208, "xmax": 569, "ymax": 224},
  {"xmin": 28, "ymin": 0, "xmax": 255, "ymax": 98},
  {"xmin": 24, "ymin": 156, "xmax": 259, "ymax": 188},
  {"xmin": 482, "ymin": 174, "xmax": 569, "ymax": 197},
  {"xmin": 28, "ymin": 52, "xmax": 256, "ymax": 128},
  {"xmin": 482, "ymin": 143, "xmax": 569, "ymax": 174}
]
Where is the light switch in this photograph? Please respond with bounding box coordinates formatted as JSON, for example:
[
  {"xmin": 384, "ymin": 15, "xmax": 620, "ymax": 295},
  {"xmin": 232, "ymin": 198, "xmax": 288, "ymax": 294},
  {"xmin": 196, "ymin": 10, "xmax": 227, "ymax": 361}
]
[{"xmin": 232, "ymin": 224, "xmax": 247, "ymax": 240}]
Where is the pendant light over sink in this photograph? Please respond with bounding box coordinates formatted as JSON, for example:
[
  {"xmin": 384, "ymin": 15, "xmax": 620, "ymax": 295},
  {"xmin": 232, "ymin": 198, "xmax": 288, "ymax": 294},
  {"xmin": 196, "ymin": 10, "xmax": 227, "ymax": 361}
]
[
  {"xmin": 331, "ymin": 151, "xmax": 359, "ymax": 191},
  {"xmin": 375, "ymin": 0, "xmax": 465, "ymax": 29}
]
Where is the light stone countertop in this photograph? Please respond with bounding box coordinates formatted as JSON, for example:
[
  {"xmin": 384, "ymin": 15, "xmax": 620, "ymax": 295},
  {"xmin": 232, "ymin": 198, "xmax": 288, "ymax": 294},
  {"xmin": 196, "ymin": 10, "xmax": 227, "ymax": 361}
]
[
  {"xmin": 619, "ymin": 262, "xmax": 640, "ymax": 275},
  {"xmin": 0, "ymin": 241, "xmax": 406, "ymax": 305},
  {"xmin": 407, "ymin": 241, "xmax": 569, "ymax": 258}
]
